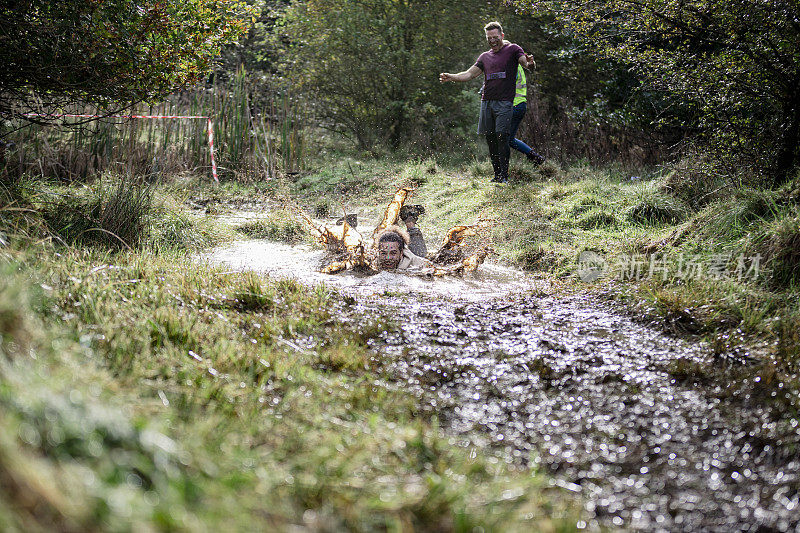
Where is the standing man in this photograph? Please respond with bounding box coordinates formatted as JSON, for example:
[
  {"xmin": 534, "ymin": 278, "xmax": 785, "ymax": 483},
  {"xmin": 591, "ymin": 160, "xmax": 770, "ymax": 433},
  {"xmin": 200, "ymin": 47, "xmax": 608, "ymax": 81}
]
[{"xmin": 440, "ymin": 21, "xmax": 535, "ymax": 183}]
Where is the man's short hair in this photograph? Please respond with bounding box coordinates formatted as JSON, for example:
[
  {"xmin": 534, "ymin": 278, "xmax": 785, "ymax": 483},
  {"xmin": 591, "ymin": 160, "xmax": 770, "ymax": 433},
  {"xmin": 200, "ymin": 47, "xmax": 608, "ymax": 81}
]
[
  {"xmin": 484, "ymin": 21, "xmax": 503, "ymax": 34},
  {"xmin": 378, "ymin": 229, "xmax": 406, "ymax": 250}
]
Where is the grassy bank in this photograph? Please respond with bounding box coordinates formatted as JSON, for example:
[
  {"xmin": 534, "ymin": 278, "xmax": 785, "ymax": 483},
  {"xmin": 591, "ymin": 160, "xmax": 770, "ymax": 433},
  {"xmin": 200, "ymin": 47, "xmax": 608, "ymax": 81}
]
[{"xmin": 0, "ymin": 175, "xmax": 579, "ymax": 530}]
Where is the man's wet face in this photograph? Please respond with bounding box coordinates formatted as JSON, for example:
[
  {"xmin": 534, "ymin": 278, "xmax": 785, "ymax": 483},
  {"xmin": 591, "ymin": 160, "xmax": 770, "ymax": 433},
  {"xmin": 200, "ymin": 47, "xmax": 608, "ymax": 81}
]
[
  {"xmin": 485, "ymin": 29, "xmax": 503, "ymax": 52},
  {"xmin": 378, "ymin": 241, "xmax": 402, "ymax": 270}
]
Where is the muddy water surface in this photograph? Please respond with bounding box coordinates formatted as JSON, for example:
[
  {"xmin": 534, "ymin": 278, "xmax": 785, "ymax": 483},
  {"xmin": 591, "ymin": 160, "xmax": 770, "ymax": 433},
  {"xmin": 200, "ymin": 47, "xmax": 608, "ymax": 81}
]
[{"xmin": 202, "ymin": 239, "xmax": 800, "ymax": 532}]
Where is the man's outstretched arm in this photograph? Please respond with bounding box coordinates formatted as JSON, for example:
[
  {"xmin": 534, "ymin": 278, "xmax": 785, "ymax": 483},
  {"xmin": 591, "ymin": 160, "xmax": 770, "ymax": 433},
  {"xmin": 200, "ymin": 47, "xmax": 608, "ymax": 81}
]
[
  {"xmin": 439, "ymin": 65, "xmax": 482, "ymax": 83},
  {"xmin": 519, "ymin": 52, "xmax": 536, "ymax": 70}
]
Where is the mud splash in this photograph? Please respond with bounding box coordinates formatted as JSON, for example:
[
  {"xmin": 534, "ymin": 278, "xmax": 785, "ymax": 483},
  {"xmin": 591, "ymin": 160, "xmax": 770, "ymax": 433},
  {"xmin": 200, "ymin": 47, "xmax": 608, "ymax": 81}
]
[
  {"xmin": 202, "ymin": 239, "xmax": 538, "ymax": 301},
  {"xmin": 201, "ymin": 239, "xmax": 800, "ymax": 532}
]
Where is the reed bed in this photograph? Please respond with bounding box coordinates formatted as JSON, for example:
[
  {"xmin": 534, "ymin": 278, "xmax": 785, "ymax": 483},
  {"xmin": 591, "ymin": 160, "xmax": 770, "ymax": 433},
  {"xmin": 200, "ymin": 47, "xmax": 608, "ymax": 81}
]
[{"xmin": 0, "ymin": 69, "xmax": 304, "ymax": 183}]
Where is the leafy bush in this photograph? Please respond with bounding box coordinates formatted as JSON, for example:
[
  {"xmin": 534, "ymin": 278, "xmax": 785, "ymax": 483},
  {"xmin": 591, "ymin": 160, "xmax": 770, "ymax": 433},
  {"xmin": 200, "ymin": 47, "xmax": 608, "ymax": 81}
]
[
  {"xmin": 522, "ymin": 0, "xmax": 800, "ymax": 185},
  {"xmin": 2, "ymin": 0, "xmax": 253, "ymax": 122},
  {"xmin": 282, "ymin": 0, "xmax": 493, "ymax": 150}
]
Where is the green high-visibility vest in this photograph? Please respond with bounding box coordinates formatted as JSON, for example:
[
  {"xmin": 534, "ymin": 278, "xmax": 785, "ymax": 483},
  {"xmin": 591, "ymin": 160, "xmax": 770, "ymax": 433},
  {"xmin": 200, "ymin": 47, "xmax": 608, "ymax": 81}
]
[{"xmin": 514, "ymin": 64, "xmax": 527, "ymax": 106}]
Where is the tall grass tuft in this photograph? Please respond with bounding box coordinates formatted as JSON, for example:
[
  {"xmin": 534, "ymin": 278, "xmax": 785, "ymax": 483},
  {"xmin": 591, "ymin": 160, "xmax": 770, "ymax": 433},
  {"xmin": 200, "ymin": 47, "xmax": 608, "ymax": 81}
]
[
  {"xmin": 700, "ymin": 188, "xmax": 780, "ymax": 240},
  {"xmin": 661, "ymin": 157, "xmax": 727, "ymax": 209},
  {"xmin": 762, "ymin": 215, "xmax": 800, "ymax": 288},
  {"xmin": 625, "ymin": 187, "xmax": 691, "ymax": 225},
  {"xmin": 236, "ymin": 208, "xmax": 307, "ymax": 244},
  {"xmin": 578, "ymin": 209, "xmax": 618, "ymax": 229},
  {"xmin": 45, "ymin": 174, "xmax": 152, "ymax": 250}
]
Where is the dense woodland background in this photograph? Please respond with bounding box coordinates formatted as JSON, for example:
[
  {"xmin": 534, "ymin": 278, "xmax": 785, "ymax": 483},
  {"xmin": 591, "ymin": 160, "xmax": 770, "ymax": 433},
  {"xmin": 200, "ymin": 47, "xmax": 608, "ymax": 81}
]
[{"xmin": 3, "ymin": 0, "xmax": 798, "ymax": 187}]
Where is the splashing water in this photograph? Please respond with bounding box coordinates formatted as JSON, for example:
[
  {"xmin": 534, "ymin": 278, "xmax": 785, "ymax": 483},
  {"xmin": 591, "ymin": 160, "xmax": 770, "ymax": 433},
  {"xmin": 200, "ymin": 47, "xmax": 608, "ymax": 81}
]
[{"xmin": 201, "ymin": 239, "xmax": 538, "ymax": 301}]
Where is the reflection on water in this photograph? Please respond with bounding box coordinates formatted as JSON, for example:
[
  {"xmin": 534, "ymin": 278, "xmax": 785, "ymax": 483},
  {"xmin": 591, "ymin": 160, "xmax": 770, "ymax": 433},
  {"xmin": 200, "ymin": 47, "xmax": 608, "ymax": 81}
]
[{"xmin": 201, "ymin": 239, "xmax": 538, "ymax": 301}]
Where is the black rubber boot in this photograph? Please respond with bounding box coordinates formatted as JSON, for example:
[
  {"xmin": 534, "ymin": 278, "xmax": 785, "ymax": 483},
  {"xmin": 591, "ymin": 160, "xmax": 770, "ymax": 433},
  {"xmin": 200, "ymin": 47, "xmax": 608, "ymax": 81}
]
[
  {"xmin": 496, "ymin": 133, "xmax": 510, "ymax": 182},
  {"xmin": 335, "ymin": 214, "xmax": 358, "ymax": 227},
  {"xmin": 484, "ymin": 133, "xmax": 501, "ymax": 180},
  {"xmin": 526, "ymin": 150, "xmax": 545, "ymax": 165}
]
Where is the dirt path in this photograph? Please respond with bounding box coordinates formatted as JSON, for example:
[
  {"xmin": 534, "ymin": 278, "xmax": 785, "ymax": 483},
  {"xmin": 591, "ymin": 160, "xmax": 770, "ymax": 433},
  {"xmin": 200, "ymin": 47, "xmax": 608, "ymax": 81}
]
[
  {"xmin": 366, "ymin": 293, "xmax": 799, "ymax": 531},
  {"xmin": 203, "ymin": 237, "xmax": 800, "ymax": 531}
]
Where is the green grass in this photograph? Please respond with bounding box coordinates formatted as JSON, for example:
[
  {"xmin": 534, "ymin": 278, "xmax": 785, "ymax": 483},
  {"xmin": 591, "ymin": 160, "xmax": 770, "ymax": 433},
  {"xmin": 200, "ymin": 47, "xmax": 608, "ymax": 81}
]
[
  {"xmin": 235, "ymin": 208, "xmax": 307, "ymax": 244},
  {"xmin": 0, "ymin": 186, "xmax": 581, "ymax": 530}
]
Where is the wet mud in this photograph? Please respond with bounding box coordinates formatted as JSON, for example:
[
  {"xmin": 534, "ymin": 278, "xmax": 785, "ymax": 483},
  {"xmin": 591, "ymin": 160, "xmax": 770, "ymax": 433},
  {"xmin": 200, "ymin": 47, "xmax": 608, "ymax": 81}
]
[{"xmin": 203, "ymin": 239, "xmax": 800, "ymax": 532}]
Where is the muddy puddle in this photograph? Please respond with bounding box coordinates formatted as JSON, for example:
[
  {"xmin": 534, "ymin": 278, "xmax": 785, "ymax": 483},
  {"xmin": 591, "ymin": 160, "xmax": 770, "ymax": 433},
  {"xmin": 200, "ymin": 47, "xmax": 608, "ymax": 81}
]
[
  {"xmin": 202, "ymin": 239, "xmax": 538, "ymax": 301},
  {"xmin": 201, "ymin": 238, "xmax": 800, "ymax": 532}
]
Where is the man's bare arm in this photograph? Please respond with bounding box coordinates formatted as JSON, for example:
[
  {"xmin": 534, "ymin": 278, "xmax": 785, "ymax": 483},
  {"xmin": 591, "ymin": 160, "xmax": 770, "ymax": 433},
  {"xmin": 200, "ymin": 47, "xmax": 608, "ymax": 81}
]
[{"xmin": 439, "ymin": 65, "xmax": 482, "ymax": 83}]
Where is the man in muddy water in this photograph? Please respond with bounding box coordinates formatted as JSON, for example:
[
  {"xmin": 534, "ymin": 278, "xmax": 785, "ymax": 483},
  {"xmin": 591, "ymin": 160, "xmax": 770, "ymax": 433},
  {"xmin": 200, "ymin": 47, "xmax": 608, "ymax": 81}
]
[
  {"xmin": 439, "ymin": 21, "xmax": 535, "ymax": 183},
  {"xmin": 377, "ymin": 227, "xmax": 430, "ymax": 271}
]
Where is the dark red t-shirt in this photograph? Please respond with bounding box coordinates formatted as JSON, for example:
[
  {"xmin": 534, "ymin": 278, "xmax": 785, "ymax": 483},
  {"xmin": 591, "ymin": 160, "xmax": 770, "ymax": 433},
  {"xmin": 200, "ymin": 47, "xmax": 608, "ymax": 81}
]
[{"xmin": 474, "ymin": 43, "xmax": 524, "ymax": 101}]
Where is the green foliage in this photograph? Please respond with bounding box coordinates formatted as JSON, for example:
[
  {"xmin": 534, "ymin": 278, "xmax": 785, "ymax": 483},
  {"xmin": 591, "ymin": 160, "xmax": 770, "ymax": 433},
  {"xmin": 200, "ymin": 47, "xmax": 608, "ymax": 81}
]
[
  {"xmin": 281, "ymin": 0, "xmax": 491, "ymax": 150},
  {"xmin": 522, "ymin": 0, "xmax": 800, "ymax": 184},
  {"xmin": 218, "ymin": 0, "xmax": 290, "ymax": 82},
  {"xmin": 1, "ymin": 0, "xmax": 255, "ymax": 122}
]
